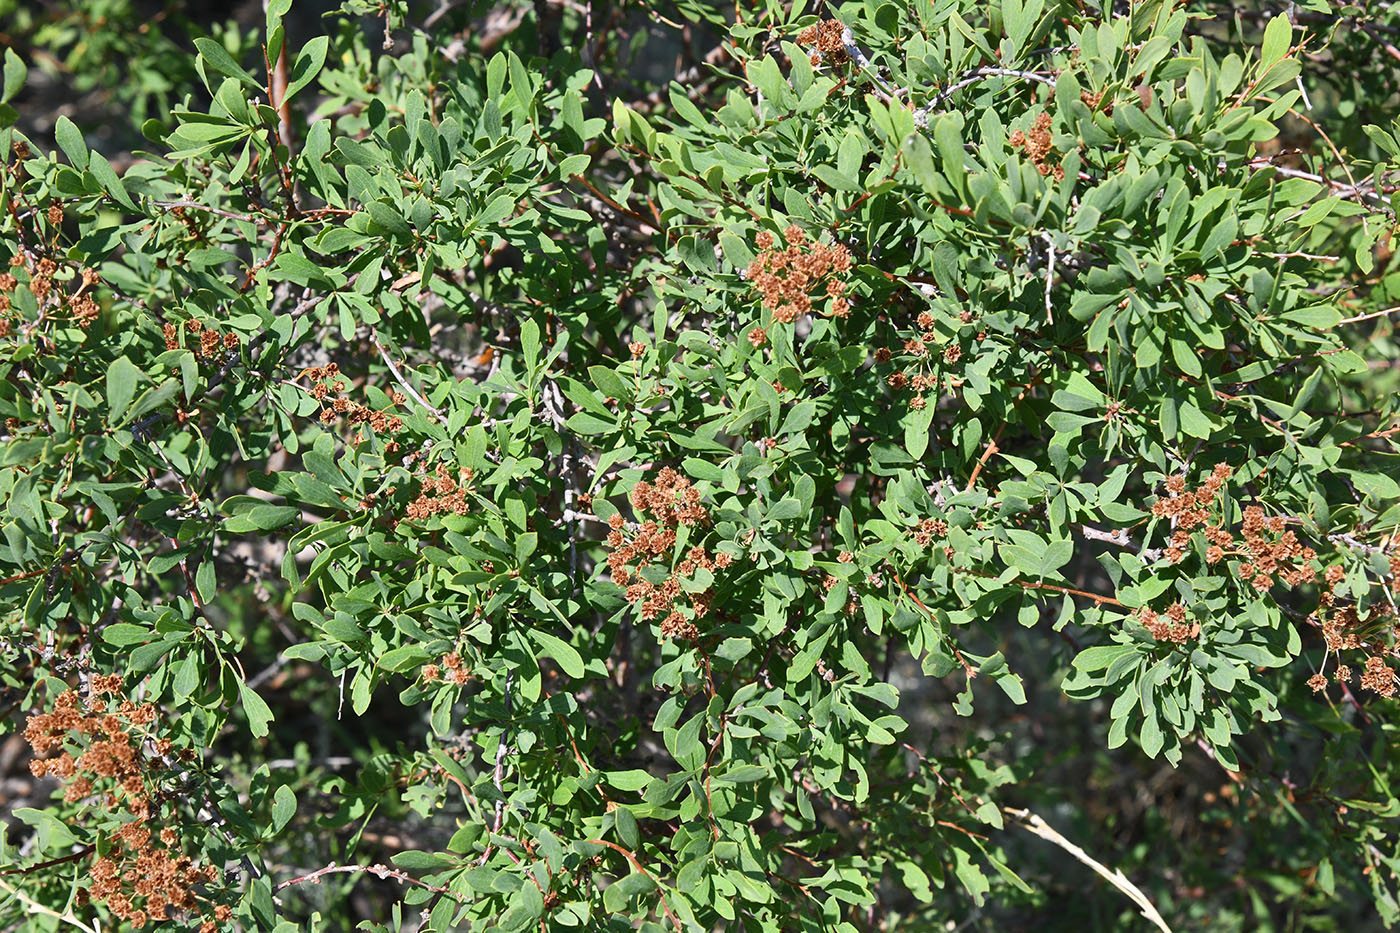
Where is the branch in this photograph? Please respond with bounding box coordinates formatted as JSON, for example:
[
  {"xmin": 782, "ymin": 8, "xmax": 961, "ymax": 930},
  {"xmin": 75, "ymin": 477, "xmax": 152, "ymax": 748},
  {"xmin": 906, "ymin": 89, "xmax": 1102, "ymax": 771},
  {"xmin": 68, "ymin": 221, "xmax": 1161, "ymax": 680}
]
[
  {"xmin": 371, "ymin": 328, "xmax": 446, "ymax": 424},
  {"xmin": 1328, "ymin": 532, "xmax": 1395, "ymax": 557},
  {"xmin": 0, "ymin": 844, "xmax": 96, "ymax": 877},
  {"xmin": 478, "ymin": 669, "xmax": 514, "ymax": 866},
  {"xmin": 1076, "ymin": 524, "xmax": 1164, "ymax": 563},
  {"xmin": 919, "ymin": 67, "xmax": 1058, "ymax": 120},
  {"xmin": 958, "ymin": 568, "xmax": 1125, "ymax": 607},
  {"xmin": 150, "ymin": 199, "xmax": 261, "ymax": 223},
  {"xmin": 275, "ymin": 862, "xmax": 461, "ymax": 896},
  {"xmin": 584, "ymin": 839, "xmax": 682, "ymax": 931},
  {"xmin": 1338, "ymin": 304, "xmax": 1400, "ymax": 325},
  {"xmin": 841, "ymin": 27, "xmax": 896, "ymax": 100},
  {"xmin": 0, "ymin": 877, "xmax": 99, "ymax": 933},
  {"xmin": 1004, "ymin": 807, "xmax": 1174, "ymax": 933}
]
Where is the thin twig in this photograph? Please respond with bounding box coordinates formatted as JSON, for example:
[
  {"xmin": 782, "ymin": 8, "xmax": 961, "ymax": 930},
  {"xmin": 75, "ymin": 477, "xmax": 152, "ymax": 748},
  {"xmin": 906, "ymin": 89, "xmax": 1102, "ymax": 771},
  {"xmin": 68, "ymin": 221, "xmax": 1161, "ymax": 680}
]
[
  {"xmin": 584, "ymin": 839, "xmax": 682, "ymax": 931},
  {"xmin": 920, "ymin": 67, "xmax": 1058, "ymax": 119},
  {"xmin": 371, "ymin": 328, "xmax": 445, "ymax": 424},
  {"xmin": 0, "ymin": 876, "xmax": 99, "ymax": 933},
  {"xmin": 1076, "ymin": 524, "xmax": 1164, "ymax": 563},
  {"xmin": 1004, "ymin": 807, "xmax": 1173, "ymax": 933},
  {"xmin": 478, "ymin": 669, "xmax": 514, "ymax": 865},
  {"xmin": 841, "ymin": 27, "xmax": 896, "ymax": 100},
  {"xmin": 957, "ymin": 567, "xmax": 1126, "ymax": 607},
  {"xmin": 1329, "ymin": 532, "xmax": 1395, "ymax": 556},
  {"xmin": 0, "ymin": 844, "xmax": 96, "ymax": 877},
  {"xmin": 966, "ymin": 439, "xmax": 999, "ymax": 490},
  {"xmin": 1338, "ymin": 305, "xmax": 1400, "ymax": 325},
  {"xmin": 276, "ymin": 862, "xmax": 463, "ymax": 896},
  {"xmin": 150, "ymin": 199, "xmax": 261, "ymax": 223}
]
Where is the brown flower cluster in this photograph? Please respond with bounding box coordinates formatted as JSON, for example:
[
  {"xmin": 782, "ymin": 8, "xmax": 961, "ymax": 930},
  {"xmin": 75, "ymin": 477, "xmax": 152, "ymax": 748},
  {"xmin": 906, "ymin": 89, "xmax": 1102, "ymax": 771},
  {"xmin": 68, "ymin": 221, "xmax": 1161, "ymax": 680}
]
[
  {"xmin": 1312, "ymin": 652, "xmax": 1399, "ymax": 699},
  {"xmin": 1235, "ymin": 505, "xmax": 1317, "ymax": 591},
  {"xmin": 1146, "ymin": 467, "xmax": 1400, "ymax": 697},
  {"xmin": 87, "ymin": 830, "xmax": 220, "ymax": 930},
  {"xmin": 1007, "ymin": 113, "xmax": 1065, "ymax": 180},
  {"xmin": 163, "ymin": 318, "xmax": 241, "ymax": 360},
  {"xmin": 746, "ymin": 225, "xmax": 852, "ymax": 325},
  {"xmin": 627, "ymin": 467, "xmax": 710, "ymax": 528},
  {"xmin": 405, "ymin": 464, "xmax": 475, "ymax": 521},
  {"xmin": 1361, "ymin": 655, "xmax": 1398, "ymax": 697},
  {"xmin": 910, "ymin": 517, "xmax": 948, "ymax": 548},
  {"xmin": 1137, "ymin": 603, "xmax": 1200, "ymax": 644},
  {"xmin": 1150, "ymin": 465, "xmax": 1319, "ymax": 591},
  {"xmin": 1311, "ymin": 564, "xmax": 1400, "ymax": 698},
  {"xmin": 1150, "ymin": 463, "xmax": 1234, "ymax": 565},
  {"xmin": 877, "ymin": 308, "xmax": 964, "ymax": 410},
  {"xmin": 0, "ymin": 268, "xmax": 16, "ymax": 336},
  {"xmin": 422, "ymin": 650, "xmax": 473, "ymax": 685},
  {"xmin": 0, "ymin": 254, "xmax": 102, "ymax": 331},
  {"xmin": 796, "ymin": 19, "xmax": 849, "ymax": 66},
  {"xmin": 604, "ymin": 468, "xmax": 729, "ymax": 643},
  {"xmin": 302, "ymin": 363, "xmax": 405, "ymax": 450},
  {"xmin": 24, "ymin": 679, "xmax": 227, "ymax": 929}
]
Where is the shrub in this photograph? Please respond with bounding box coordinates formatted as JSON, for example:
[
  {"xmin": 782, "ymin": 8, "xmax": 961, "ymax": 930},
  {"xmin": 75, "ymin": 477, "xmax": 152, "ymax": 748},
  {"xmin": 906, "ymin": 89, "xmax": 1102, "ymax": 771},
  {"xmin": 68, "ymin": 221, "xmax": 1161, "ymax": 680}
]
[{"xmin": 2, "ymin": 0, "xmax": 1399, "ymax": 929}]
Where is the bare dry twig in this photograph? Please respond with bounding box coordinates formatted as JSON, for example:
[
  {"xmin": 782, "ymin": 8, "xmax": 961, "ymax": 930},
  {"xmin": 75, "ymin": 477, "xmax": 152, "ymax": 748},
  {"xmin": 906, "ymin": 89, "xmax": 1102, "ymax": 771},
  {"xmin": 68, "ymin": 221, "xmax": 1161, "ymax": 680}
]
[{"xmin": 1004, "ymin": 807, "xmax": 1174, "ymax": 933}]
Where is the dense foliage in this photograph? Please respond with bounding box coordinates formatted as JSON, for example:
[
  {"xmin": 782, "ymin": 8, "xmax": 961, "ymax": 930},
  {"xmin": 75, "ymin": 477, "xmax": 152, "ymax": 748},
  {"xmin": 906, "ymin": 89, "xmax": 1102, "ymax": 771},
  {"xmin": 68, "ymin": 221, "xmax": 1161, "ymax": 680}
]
[{"xmin": 2, "ymin": 0, "xmax": 1400, "ymax": 929}]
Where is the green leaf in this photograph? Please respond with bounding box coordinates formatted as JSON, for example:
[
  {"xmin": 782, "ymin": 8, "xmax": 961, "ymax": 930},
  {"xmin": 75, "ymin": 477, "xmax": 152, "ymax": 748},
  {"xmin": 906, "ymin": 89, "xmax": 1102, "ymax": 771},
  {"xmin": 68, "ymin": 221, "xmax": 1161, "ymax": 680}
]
[
  {"xmin": 270, "ymin": 785, "xmax": 296, "ymax": 834},
  {"xmin": 588, "ymin": 365, "xmax": 631, "ymax": 401},
  {"xmin": 194, "ymin": 37, "xmax": 260, "ymax": 88},
  {"xmin": 477, "ymin": 193, "xmax": 516, "ymax": 227},
  {"xmin": 602, "ymin": 871, "xmax": 655, "ymax": 913},
  {"xmin": 1072, "ymin": 644, "xmax": 1136, "ymax": 673},
  {"xmin": 613, "ymin": 806, "xmax": 640, "ymax": 849},
  {"xmin": 379, "ymin": 645, "xmax": 432, "ymax": 673},
  {"xmin": 514, "ymin": 531, "xmax": 538, "ymax": 565},
  {"xmin": 604, "ymin": 770, "xmax": 655, "ymax": 791},
  {"xmin": 105, "ymin": 356, "xmax": 141, "ymax": 421},
  {"xmin": 195, "ymin": 560, "xmax": 217, "ymax": 605},
  {"xmin": 54, "ymin": 116, "xmax": 88, "ymax": 170},
  {"xmin": 1260, "ymin": 13, "xmax": 1293, "ymax": 68},
  {"xmin": 1139, "ymin": 713, "xmax": 1164, "ymax": 758},
  {"xmin": 240, "ymin": 680, "xmax": 275, "ymax": 737},
  {"xmin": 932, "ymin": 116, "xmax": 966, "ymax": 197},
  {"xmin": 88, "ymin": 152, "xmax": 135, "ymax": 209},
  {"xmin": 3, "ymin": 49, "xmax": 27, "ymax": 103},
  {"xmin": 285, "ymin": 35, "xmax": 329, "ymax": 101},
  {"xmin": 366, "ymin": 200, "xmax": 411, "ymax": 236},
  {"xmin": 223, "ymin": 504, "xmax": 300, "ymax": 533},
  {"xmin": 527, "ymin": 628, "xmax": 584, "ymax": 678},
  {"xmin": 1348, "ymin": 471, "xmax": 1400, "ymax": 501},
  {"xmin": 521, "ymin": 319, "xmax": 540, "ymax": 370},
  {"xmin": 1177, "ymin": 400, "xmax": 1213, "ymax": 438},
  {"xmin": 101, "ymin": 623, "xmax": 152, "ymax": 646}
]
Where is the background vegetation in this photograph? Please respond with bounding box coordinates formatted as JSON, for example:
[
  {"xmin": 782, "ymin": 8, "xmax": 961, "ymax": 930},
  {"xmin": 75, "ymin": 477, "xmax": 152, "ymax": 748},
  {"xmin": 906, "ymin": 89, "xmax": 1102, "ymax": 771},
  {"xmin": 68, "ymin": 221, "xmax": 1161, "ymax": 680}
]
[{"xmin": 2, "ymin": 0, "xmax": 1400, "ymax": 930}]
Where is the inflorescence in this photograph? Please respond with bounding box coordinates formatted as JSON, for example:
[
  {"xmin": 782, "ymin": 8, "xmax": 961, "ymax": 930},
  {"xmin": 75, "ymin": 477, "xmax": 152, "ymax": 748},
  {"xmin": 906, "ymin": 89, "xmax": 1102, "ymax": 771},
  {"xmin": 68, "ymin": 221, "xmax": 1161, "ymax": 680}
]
[
  {"xmin": 24, "ymin": 678, "xmax": 229, "ymax": 930},
  {"xmin": 796, "ymin": 20, "xmax": 850, "ymax": 66},
  {"xmin": 746, "ymin": 225, "xmax": 852, "ymax": 325},
  {"xmin": 604, "ymin": 468, "xmax": 730, "ymax": 643},
  {"xmin": 1146, "ymin": 464, "xmax": 1399, "ymax": 695},
  {"xmin": 163, "ymin": 318, "xmax": 241, "ymax": 362},
  {"xmin": 301, "ymin": 362, "xmax": 406, "ymax": 451}
]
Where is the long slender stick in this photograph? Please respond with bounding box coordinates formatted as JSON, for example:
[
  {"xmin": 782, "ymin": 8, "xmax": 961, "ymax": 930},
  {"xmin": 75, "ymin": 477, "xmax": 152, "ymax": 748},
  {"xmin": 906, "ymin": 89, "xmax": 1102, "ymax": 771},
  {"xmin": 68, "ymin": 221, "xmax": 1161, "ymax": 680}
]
[
  {"xmin": 1004, "ymin": 807, "xmax": 1174, "ymax": 933},
  {"xmin": 0, "ymin": 877, "xmax": 99, "ymax": 933},
  {"xmin": 478, "ymin": 669, "xmax": 514, "ymax": 866},
  {"xmin": 276, "ymin": 862, "xmax": 460, "ymax": 896},
  {"xmin": 371, "ymin": 329, "xmax": 445, "ymax": 424}
]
